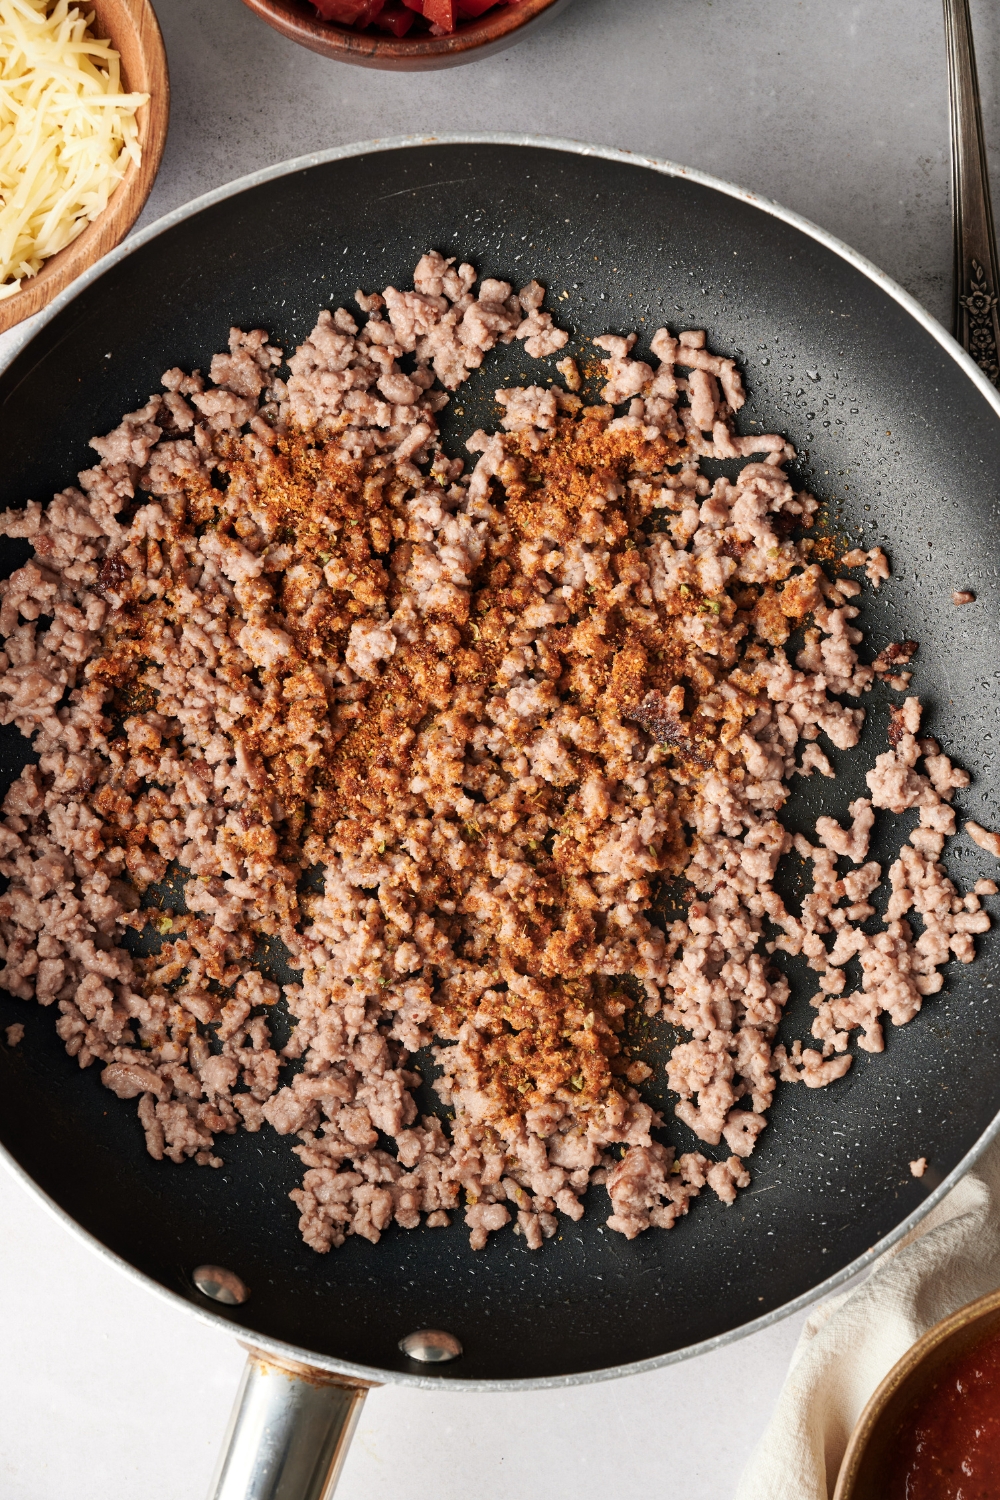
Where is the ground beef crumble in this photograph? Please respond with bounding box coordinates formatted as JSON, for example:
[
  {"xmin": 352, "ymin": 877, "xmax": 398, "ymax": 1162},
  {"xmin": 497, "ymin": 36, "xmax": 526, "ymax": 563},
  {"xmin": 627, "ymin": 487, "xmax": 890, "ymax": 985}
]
[{"xmin": 0, "ymin": 251, "xmax": 990, "ymax": 1253}]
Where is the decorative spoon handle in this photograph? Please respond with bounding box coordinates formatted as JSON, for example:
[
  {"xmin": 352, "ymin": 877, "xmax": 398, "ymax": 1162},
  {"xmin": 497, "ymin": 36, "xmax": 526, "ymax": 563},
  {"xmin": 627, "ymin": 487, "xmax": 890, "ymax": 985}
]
[{"xmin": 943, "ymin": 0, "xmax": 1000, "ymax": 383}]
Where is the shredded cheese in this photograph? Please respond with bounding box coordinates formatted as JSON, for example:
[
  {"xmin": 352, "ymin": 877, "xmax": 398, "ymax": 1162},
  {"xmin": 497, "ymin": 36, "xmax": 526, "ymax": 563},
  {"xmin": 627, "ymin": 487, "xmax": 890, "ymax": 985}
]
[{"xmin": 0, "ymin": 0, "xmax": 148, "ymax": 298}]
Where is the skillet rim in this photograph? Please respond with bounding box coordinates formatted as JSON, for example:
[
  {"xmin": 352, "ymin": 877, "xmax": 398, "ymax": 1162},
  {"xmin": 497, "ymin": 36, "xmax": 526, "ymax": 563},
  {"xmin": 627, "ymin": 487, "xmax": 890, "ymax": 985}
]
[{"xmin": 2, "ymin": 131, "xmax": 999, "ymax": 1392}]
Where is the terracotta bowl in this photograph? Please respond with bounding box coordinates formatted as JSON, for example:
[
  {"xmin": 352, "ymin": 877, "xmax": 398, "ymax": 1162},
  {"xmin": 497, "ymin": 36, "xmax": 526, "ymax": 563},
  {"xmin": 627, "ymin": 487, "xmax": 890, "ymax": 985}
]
[
  {"xmin": 240, "ymin": 0, "xmax": 575, "ymax": 69},
  {"xmin": 0, "ymin": 0, "xmax": 169, "ymax": 336},
  {"xmin": 834, "ymin": 1286, "xmax": 1000, "ymax": 1499}
]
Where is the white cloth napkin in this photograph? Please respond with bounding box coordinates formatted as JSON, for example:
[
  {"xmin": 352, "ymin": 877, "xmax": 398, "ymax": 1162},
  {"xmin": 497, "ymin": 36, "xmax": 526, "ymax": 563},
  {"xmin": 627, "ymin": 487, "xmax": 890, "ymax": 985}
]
[{"xmin": 734, "ymin": 1136, "xmax": 1000, "ymax": 1500}]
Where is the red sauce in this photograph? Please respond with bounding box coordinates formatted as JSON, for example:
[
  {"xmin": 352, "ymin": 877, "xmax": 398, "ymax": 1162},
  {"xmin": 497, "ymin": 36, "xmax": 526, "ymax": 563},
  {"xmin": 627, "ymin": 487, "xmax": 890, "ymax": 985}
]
[{"xmin": 888, "ymin": 1325, "xmax": 1000, "ymax": 1499}]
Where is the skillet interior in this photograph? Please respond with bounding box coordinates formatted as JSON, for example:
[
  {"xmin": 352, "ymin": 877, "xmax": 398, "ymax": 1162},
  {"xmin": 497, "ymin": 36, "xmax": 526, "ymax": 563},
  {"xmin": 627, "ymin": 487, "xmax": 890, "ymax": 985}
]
[{"xmin": 1, "ymin": 142, "xmax": 1000, "ymax": 1383}]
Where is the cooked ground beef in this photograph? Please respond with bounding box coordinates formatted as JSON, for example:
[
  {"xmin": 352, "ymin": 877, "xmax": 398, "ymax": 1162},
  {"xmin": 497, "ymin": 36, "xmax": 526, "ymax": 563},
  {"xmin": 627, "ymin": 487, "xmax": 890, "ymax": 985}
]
[
  {"xmin": 967, "ymin": 821, "xmax": 1000, "ymax": 859},
  {"xmin": 0, "ymin": 252, "xmax": 990, "ymax": 1253}
]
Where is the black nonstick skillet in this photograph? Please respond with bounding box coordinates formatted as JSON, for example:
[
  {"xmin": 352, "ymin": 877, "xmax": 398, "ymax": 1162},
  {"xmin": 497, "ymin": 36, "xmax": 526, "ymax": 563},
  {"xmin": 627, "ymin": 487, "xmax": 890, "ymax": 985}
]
[{"xmin": 2, "ymin": 137, "xmax": 1000, "ymax": 1494}]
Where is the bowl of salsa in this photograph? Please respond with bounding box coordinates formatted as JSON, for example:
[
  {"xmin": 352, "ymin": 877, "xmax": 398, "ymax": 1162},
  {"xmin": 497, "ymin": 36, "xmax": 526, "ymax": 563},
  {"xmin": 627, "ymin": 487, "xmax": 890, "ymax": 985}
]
[
  {"xmin": 240, "ymin": 0, "xmax": 574, "ymax": 68},
  {"xmin": 835, "ymin": 1287, "xmax": 1000, "ymax": 1500}
]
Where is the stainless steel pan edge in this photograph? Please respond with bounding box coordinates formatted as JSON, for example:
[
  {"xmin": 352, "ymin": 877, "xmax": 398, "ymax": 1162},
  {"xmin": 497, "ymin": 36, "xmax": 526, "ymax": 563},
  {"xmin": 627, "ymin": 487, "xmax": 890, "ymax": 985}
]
[{"xmin": 2, "ymin": 131, "xmax": 1000, "ymax": 1395}]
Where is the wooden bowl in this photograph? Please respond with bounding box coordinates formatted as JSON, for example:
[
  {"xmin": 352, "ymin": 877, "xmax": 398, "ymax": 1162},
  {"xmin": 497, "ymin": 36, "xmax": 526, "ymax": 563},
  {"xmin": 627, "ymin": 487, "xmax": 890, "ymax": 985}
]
[
  {"xmin": 834, "ymin": 1286, "xmax": 1000, "ymax": 1499},
  {"xmin": 0, "ymin": 0, "xmax": 169, "ymax": 335},
  {"xmin": 240, "ymin": 0, "xmax": 574, "ymax": 70}
]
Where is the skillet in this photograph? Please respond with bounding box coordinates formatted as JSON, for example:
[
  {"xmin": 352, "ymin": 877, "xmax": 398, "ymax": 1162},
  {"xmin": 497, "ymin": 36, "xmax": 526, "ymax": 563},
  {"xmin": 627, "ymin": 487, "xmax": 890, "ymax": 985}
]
[{"xmin": 2, "ymin": 135, "xmax": 1000, "ymax": 1492}]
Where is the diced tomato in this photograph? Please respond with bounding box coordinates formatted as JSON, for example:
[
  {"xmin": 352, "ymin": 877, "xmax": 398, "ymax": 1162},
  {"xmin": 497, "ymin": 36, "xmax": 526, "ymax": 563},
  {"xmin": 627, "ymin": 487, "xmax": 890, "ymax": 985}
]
[
  {"xmin": 313, "ymin": 0, "xmax": 521, "ymax": 30},
  {"xmin": 374, "ymin": 1, "xmax": 415, "ymax": 30},
  {"xmin": 312, "ymin": 0, "xmax": 384, "ymax": 21},
  {"xmin": 422, "ymin": 0, "xmax": 456, "ymax": 30}
]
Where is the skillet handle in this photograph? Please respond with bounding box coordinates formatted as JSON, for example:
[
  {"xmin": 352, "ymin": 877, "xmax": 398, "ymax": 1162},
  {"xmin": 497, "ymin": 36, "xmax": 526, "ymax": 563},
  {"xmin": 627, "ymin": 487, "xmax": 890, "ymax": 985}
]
[
  {"xmin": 207, "ymin": 1346, "xmax": 375, "ymax": 1500},
  {"xmin": 943, "ymin": 0, "xmax": 1000, "ymax": 383}
]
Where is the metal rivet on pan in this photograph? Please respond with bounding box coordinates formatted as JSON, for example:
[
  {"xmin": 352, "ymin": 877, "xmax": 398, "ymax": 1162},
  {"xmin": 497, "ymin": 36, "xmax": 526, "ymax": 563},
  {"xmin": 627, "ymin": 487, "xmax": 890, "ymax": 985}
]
[
  {"xmin": 399, "ymin": 1329, "xmax": 462, "ymax": 1363},
  {"xmin": 192, "ymin": 1264, "xmax": 249, "ymax": 1306}
]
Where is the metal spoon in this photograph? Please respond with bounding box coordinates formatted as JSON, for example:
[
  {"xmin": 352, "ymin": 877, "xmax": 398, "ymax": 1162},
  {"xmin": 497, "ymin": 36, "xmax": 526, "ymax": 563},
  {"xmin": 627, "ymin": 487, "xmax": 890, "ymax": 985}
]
[{"xmin": 943, "ymin": 0, "xmax": 1000, "ymax": 383}]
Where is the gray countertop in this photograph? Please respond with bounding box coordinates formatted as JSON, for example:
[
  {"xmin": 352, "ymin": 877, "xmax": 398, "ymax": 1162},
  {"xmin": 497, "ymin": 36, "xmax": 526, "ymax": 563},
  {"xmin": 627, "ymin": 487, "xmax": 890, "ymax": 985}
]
[{"xmin": 0, "ymin": 1, "xmax": 993, "ymax": 1495}]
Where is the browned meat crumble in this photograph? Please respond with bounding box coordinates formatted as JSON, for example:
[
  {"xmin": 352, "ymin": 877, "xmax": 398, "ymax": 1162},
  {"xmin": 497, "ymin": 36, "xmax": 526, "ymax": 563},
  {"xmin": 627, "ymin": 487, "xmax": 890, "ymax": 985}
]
[
  {"xmin": 967, "ymin": 822, "xmax": 1000, "ymax": 860},
  {"xmin": 0, "ymin": 251, "xmax": 991, "ymax": 1253}
]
